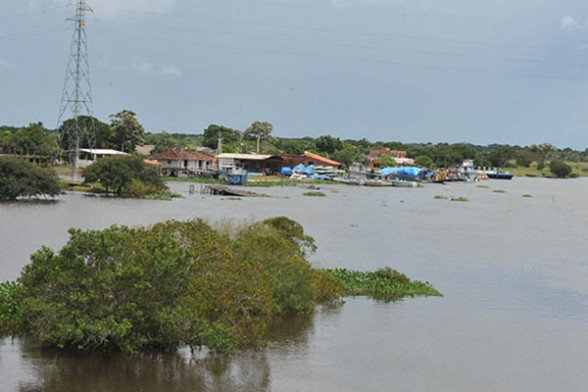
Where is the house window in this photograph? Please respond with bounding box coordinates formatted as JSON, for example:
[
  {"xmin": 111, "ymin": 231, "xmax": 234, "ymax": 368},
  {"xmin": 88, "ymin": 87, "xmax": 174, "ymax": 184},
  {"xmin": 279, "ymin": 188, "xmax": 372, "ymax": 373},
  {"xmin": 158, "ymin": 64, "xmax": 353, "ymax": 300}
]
[
  {"xmin": 167, "ymin": 160, "xmax": 172, "ymax": 165},
  {"xmin": 184, "ymin": 160, "xmax": 188, "ymax": 167}
]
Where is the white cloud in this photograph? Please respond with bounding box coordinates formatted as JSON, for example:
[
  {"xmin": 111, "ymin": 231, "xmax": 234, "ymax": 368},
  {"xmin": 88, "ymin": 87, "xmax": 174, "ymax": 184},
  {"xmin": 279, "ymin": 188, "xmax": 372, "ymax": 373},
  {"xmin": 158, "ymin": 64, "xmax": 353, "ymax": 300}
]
[
  {"xmin": 560, "ymin": 15, "xmax": 588, "ymax": 33},
  {"xmin": 162, "ymin": 65, "xmax": 182, "ymax": 76},
  {"xmin": 131, "ymin": 56, "xmax": 181, "ymax": 77},
  {"xmin": 27, "ymin": 0, "xmax": 176, "ymax": 19},
  {"xmin": 560, "ymin": 16, "xmax": 579, "ymax": 32}
]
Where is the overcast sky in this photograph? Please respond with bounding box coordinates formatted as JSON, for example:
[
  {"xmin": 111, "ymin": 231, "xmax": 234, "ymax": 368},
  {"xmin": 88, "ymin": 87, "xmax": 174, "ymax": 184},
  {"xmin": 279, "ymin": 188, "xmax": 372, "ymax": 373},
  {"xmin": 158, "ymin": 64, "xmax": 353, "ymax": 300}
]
[{"xmin": 1, "ymin": 0, "xmax": 587, "ymax": 148}]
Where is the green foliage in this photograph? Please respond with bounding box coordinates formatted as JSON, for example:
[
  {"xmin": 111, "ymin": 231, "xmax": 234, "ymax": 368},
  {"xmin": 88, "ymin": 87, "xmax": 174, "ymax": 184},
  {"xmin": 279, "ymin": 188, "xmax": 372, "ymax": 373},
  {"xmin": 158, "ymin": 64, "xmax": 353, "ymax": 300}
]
[
  {"xmin": 82, "ymin": 155, "xmax": 166, "ymax": 196},
  {"xmin": 315, "ymin": 135, "xmax": 344, "ymax": 154},
  {"xmin": 450, "ymin": 197, "xmax": 469, "ymax": 202},
  {"xmin": 327, "ymin": 268, "xmax": 442, "ymax": 301},
  {"xmin": 109, "ymin": 110, "xmax": 145, "ymax": 153},
  {"xmin": 243, "ymin": 121, "xmax": 273, "ymax": 142},
  {"xmin": 8, "ymin": 217, "xmax": 355, "ymax": 353},
  {"xmin": 0, "ymin": 158, "xmax": 61, "ymax": 201},
  {"xmin": 549, "ymin": 160, "xmax": 572, "ymax": 178},
  {"xmin": 202, "ymin": 124, "xmax": 241, "ymax": 150},
  {"xmin": 516, "ymin": 150, "xmax": 536, "ymax": 167},
  {"xmin": 433, "ymin": 195, "xmax": 448, "ymax": 200},
  {"xmin": 303, "ymin": 191, "xmax": 327, "ymax": 197},
  {"xmin": 261, "ymin": 216, "xmax": 317, "ymax": 256},
  {"xmin": 59, "ymin": 116, "xmax": 111, "ymax": 150},
  {"xmin": 536, "ymin": 160, "xmax": 546, "ymax": 170},
  {"xmin": 492, "ymin": 189, "xmax": 506, "ymax": 193},
  {"xmin": 414, "ymin": 155, "xmax": 433, "ymax": 168},
  {"xmin": 522, "ymin": 194, "xmax": 533, "ymax": 198},
  {"xmin": 0, "ymin": 123, "xmax": 60, "ymax": 156},
  {"xmin": 0, "ymin": 281, "xmax": 23, "ymax": 335},
  {"xmin": 311, "ymin": 269, "xmax": 344, "ymax": 303},
  {"xmin": 331, "ymin": 143, "xmax": 363, "ymax": 167}
]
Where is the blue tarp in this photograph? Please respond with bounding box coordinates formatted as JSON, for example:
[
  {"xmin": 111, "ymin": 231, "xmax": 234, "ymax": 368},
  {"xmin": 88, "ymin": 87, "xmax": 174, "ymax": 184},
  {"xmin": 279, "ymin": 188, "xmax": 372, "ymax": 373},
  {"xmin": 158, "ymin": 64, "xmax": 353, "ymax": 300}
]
[
  {"xmin": 280, "ymin": 167, "xmax": 293, "ymax": 175},
  {"xmin": 293, "ymin": 164, "xmax": 306, "ymax": 174},
  {"xmin": 379, "ymin": 166, "xmax": 423, "ymax": 179},
  {"xmin": 311, "ymin": 174, "xmax": 331, "ymax": 180},
  {"xmin": 303, "ymin": 164, "xmax": 316, "ymax": 175}
]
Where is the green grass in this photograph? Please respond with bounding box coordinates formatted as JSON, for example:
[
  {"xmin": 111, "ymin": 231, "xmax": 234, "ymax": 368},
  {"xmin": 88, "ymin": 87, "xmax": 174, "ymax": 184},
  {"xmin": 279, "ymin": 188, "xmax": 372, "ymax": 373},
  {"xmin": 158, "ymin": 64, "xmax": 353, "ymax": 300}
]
[
  {"xmin": 327, "ymin": 268, "xmax": 442, "ymax": 301},
  {"xmin": 508, "ymin": 161, "xmax": 588, "ymax": 178},
  {"xmin": 476, "ymin": 185, "xmax": 490, "ymax": 189},
  {"xmin": 493, "ymin": 189, "xmax": 506, "ymax": 193},
  {"xmin": 433, "ymin": 195, "xmax": 449, "ymax": 200},
  {"xmin": 522, "ymin": 194, "xmax": 533, "ymax": 198},
  {"xmin": 450, "ymin": 197, "xmax": 469, "ymax": 202},
  {"xmin": 303, "ymin": 191, "xmax": 327, "ymax": 197}
]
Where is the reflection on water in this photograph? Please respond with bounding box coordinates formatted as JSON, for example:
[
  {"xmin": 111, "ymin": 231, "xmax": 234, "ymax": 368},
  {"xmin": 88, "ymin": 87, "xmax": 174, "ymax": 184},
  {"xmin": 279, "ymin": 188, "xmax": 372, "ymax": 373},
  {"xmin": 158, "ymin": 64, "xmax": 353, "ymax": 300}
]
[
  {"xmin": 9, "ymin": 308, "xmax": 323, "ymax": 392},
  {"xmin": 2, "ymin": 178, "xmax": 588, "ymax": 391}
]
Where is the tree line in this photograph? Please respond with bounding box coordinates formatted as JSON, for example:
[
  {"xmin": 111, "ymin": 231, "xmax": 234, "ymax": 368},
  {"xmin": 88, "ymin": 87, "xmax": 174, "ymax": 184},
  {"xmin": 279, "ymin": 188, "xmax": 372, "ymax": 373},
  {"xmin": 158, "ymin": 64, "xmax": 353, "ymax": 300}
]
[{"xmin": 2, "ymin": 114, "xmax": 587, "ymax": 169}]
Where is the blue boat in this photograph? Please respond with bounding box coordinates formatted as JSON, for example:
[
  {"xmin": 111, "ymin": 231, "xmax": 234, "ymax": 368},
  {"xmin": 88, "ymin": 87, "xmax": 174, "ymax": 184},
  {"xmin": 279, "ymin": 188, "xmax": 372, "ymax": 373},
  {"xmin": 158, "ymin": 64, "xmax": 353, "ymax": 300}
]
[{"xmin": 487, "ymin": 171, "xmax": 513, "ymax": 180}]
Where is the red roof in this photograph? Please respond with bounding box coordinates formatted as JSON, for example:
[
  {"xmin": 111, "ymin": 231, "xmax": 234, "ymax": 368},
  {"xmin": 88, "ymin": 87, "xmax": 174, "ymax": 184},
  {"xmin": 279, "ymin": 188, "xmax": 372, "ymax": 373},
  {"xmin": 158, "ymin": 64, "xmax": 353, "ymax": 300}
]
[
  {"xmin": 304, "ymin": 151, "xmax": 341, "ymax": 167},
  {"xmin": 151, "ymin": 149, "xmax": 213, "ymax": 162}
]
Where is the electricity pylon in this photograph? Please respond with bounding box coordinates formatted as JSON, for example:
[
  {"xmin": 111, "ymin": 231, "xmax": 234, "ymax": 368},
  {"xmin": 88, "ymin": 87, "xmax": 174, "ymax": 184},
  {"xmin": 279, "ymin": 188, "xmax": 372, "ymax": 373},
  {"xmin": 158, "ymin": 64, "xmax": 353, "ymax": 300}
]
[{"xmin": 57, "ymin": 0, "xmax": 95, "ymax": 178}]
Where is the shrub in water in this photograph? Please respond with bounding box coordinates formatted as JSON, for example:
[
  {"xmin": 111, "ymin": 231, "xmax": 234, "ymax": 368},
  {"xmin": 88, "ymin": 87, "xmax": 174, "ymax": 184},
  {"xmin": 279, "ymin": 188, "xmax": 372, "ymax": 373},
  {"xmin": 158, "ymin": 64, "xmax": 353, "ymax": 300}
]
[{"xmin": 0, "ymin": 158, "xmax": 61, "ymax": 201}]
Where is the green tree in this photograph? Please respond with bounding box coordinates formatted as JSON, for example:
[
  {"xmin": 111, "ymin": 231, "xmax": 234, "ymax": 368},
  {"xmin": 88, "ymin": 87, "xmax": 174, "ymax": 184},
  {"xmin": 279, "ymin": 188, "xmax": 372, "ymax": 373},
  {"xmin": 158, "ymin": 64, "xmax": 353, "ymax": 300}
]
[
  {"xmin": 331, "ymin": 143, "xmax": 363, "ymax": 167},
  {"xmin": 315, "ymin": 135, "xmax": 344, "ymax": 154},
  {"xmin": 109, "ymin": 110, "xmax": 145, "ymax": 153},
  {"xmin": 549, "ymin": 160, "xmax": 572, "ymax": 178},
  {"xmin": 516, "ymin": 150, "xmax": 536, "ymax": 167},
  {"xmin": 202, "ymin": 124, "xmax": 241, "ymax": 150},
  {"xmin": 243, "ymin": 121, "xmax": 273, "ymax": 142},
  {"xmin": 82, "ymin": 155, "xmax": 165, "ymax": 195},
  {"xmin": 414, "ymin": 155, "xmax": 434, "ymax": 168},
  {"xmin": 59, "ymin": 116, "xmax": 112, "ymax": 150},
  {"xmin": 0, "ymin": 158, "xmax": 61, "ymax": 201}
]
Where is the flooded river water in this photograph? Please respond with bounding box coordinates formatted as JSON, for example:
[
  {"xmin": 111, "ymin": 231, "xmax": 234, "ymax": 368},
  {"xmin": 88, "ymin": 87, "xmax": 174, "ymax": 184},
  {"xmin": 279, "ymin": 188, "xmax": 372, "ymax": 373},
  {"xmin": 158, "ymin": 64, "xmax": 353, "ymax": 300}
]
[{"xmin": 1, "ymin": 178, "xmax": 587, "ymax": 391}]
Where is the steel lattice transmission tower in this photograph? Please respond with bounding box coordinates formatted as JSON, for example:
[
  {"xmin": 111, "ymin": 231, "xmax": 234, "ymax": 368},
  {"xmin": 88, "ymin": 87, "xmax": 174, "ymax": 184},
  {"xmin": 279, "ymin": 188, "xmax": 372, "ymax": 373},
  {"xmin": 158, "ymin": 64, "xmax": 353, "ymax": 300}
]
[{"xmin": 57, "ymin": 0, "xmax": 95, "ymax": 177}]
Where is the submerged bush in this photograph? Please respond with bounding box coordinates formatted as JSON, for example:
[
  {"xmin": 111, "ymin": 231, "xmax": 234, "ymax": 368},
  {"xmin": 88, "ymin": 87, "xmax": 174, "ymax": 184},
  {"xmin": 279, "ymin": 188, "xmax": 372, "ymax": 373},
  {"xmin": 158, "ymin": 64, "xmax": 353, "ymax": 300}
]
[
  {"xmin": 0, "ymin": 158, "xmax": 61, "ymax": 201},
  {"xmin": 83, "ymin": 155, "xmax": 166, "ymax": 196},
  {"xmin": 2, "ymin": 217, "xmax": 441, "ymax": 353},
  {"xmin": 0, "ymin": 281, "xmax": 23, "ymax": 334}
]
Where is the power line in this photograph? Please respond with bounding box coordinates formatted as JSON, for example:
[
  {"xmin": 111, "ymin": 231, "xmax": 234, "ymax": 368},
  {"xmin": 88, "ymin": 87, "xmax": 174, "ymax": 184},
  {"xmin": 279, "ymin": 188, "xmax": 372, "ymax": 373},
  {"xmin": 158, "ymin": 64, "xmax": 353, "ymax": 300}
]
[
  {"xmin": 0, "ymin": 5, "xmax": 69, "ymax": 21},
  {"xmin": 101, "ymin": 6, "xmax": 580, "ymax": 53},
  {"xmin": 120, "ymin": 21, "xmax": 588, "ymax": 70},
  {"xmin": 98, "ymin": 30, "xmax": 587, "ymax": 82},
  {"xmin": 0, "ymin": 25, "xmax": 68, "ymax": 41}
]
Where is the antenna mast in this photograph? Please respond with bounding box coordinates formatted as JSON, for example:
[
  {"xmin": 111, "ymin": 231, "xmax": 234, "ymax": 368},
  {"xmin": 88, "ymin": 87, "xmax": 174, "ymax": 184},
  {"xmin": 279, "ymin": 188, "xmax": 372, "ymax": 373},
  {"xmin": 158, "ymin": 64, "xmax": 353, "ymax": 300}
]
[{"xmin": 58, "ymin": 0, "xmax": 95, "ymax": 178}]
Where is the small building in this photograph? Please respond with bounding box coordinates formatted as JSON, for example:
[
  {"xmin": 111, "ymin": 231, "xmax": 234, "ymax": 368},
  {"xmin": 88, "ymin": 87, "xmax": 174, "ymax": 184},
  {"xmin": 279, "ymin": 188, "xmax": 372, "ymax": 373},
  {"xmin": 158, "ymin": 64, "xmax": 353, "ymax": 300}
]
[
  {"xmin": 78, "ymin": 148, "xmax": 129, "ymax": 168},
  {"xmin": 369, "ymin": 147, "xmax": 406, "ymax": 159},
  {"xmin": 216, "ymin": 153, "xmax": 272, "ymax": 173},
  {"xmin": 151, "ymin": 149, "xmax": 214, "ymax": 177},
  {"xmin": 263, "ymin": 152, "xmax": 342, "ymax": 174}
]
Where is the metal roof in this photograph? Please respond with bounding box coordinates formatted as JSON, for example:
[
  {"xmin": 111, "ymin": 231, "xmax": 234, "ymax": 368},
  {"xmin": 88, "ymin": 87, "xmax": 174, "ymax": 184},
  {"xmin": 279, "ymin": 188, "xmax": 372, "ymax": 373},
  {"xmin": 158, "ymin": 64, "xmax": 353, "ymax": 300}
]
[
  {"xmin": 79, "ymin": 149, "xmax": 128, "ymax": 155},
  {"xmin": 216, "ymin": 153, "xmax": 272, "ymax": 160}
]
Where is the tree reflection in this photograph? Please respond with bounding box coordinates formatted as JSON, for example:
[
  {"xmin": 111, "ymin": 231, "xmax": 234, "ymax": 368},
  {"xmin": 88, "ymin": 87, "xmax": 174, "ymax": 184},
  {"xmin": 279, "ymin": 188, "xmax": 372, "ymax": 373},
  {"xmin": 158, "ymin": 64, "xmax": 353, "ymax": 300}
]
[{"xmin": 14, "ymin": 309, "xmax": 334, "ymax": 392}]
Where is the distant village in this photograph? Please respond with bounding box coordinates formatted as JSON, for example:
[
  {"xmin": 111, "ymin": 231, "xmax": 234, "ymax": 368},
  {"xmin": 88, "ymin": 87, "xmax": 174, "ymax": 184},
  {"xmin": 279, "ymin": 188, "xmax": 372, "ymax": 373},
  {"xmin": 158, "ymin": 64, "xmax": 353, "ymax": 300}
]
[{"xmin": 78, "ymin": 145, "xmax": 502, "ymax": 186}]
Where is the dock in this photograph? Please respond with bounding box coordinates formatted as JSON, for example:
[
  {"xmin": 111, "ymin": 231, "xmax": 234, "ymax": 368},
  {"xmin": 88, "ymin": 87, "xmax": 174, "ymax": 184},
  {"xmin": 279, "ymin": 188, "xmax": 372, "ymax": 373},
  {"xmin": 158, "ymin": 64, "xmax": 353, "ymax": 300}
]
[{"xmin": 204, "ymin": 185, "xmax": 266, "ymax": 197}]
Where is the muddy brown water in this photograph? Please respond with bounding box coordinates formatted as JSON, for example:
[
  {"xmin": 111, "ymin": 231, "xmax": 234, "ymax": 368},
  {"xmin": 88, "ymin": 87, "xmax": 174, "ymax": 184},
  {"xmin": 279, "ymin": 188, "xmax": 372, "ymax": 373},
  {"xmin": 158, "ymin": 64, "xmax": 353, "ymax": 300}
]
[{"xmin": 1, "ymin": 178, "xmax": 587, "ymax": 391}]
